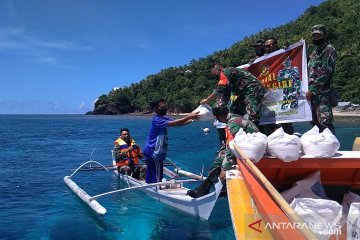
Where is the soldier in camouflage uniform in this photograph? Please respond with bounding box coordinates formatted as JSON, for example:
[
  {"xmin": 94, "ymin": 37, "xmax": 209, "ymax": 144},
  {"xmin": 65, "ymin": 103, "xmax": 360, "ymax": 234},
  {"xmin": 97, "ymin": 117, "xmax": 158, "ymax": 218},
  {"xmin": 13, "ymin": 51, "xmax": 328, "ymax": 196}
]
[
  {"xmin": 211, "ymin": 111, "xmax": 259, "ymax": 171},
  {"xmin": 306, "ymin": 24, "xmax": 336, "ymax": 133},
  {"xmin": 187, "ymin": 106, "xmax": 259, "ymax": 198},
  {"xmin": 277, "ymin": 57, "xmax": 301, "ymax": 110},
  {"xmin": 211, "ymin": 64, "xmax": 266, "ymax": 127},
  {"xmin": 200, "ymin": 65, "xmax": 231, "ymax": 153}
]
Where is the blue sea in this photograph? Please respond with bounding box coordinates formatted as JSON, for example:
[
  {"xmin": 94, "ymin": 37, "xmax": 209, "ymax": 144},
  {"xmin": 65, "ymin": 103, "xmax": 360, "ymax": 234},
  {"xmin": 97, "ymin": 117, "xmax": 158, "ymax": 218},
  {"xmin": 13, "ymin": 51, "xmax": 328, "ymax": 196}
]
[{"xmin": 1, "ymin": 115, "xmax": 359, "ymax": 240}]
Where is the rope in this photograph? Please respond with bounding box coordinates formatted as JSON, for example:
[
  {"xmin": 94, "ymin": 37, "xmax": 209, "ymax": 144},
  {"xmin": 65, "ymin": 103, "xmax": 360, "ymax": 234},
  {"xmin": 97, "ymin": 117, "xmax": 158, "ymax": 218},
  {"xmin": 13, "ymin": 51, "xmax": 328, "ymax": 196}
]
[{"xmin": 70, "ymin": 160, "xmax": 109, "ymax": 178}]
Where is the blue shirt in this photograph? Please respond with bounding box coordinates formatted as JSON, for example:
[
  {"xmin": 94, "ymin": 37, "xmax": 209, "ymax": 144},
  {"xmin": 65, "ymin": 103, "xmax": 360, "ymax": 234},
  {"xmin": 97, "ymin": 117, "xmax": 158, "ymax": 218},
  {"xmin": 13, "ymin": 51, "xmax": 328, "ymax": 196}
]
[{"xmin": 143, "ymin": 115, "xmax": 172, "ymax": 160}]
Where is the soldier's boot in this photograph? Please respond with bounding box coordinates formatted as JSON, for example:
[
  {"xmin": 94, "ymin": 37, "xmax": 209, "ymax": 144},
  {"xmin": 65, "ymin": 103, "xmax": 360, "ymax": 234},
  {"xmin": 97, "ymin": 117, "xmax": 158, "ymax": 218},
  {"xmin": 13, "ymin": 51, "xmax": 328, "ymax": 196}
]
[
  {"xmin": 187, "ymin": 167, "xmax": 221, "ymax": 198},
  {"xmin": 219, "ymin": 178, "xmax": 227, "ymax": 198}
]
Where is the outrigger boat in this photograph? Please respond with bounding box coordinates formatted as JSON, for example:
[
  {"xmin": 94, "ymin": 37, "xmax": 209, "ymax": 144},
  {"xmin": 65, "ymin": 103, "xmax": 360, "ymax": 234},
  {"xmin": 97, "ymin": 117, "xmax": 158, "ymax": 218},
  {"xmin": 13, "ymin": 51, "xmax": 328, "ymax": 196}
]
[
  {"xmin": 64, "ymin": 158, "xmax": 222, "ymax": 220},
  {"xmin": 227, "ymin": 138, "xmax": 360, "ymax": 239}
]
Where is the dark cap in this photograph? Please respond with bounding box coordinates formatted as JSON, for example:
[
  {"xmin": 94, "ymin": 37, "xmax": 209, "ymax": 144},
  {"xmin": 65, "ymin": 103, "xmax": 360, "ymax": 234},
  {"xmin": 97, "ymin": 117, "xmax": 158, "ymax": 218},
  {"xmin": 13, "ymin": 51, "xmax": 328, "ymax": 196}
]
[
  {"xmin": 311, "ymin": 24, "xmax": 327, "ymax": 35},
  {"xmin": 253, "ymin": 39, "xmax": 265, "ymax": 46},
  {"xmin": 212, "ymin": 106, "xmax": 229, "ymax": 117}
]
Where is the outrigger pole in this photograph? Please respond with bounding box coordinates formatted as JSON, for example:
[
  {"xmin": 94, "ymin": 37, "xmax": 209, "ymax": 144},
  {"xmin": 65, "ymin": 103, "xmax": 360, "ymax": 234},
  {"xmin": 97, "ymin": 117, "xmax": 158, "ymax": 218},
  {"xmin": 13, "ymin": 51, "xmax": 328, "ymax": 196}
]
[
  {"xmin": 64, "ymin": 175, "xmax": 107, "ymax": 215},
  {"xmin": 89, "ymin": 179, "xmax": 199, "ymax": 201},
  {"xmin": 64, "ymin": 160, "xmax": 110, "ymax": 215},
  {"xmin": 64, "ymin": 160, "xmax": 200, "ymax": 215}
]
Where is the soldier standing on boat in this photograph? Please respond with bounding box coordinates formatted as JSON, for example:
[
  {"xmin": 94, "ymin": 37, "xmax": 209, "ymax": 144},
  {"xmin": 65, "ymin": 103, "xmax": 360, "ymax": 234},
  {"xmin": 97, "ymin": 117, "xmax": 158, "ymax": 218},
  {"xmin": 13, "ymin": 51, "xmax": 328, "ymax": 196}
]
[
  {"xmin": 249, "ymin": 39, "xmax": 265, "ymax": 64},
  {"xmin": 200, "ymin": 64, "xmax": 230, "ymax": 153},
  {"xmin": 188, "ymin": 106, "xmax": 260, "ymax": 198},
  {"xmin": 211, "ymin": 64, "xmax": 266, "ymax": 128},
  {"xmin": 306, "ymin": 24, "xmax": 337, "ymax": 134}
]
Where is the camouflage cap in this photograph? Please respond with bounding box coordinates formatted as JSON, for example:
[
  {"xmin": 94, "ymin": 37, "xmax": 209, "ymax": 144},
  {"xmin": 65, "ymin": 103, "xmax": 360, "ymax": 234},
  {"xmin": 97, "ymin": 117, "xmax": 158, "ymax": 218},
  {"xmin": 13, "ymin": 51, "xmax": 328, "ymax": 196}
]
[
  {"xmin": 311, "ymin": 24, "xmax": 327, "ymax": 35},
  {"xmin": 253, "ymin": 39, "xmax": 265, "ymax": 46}
]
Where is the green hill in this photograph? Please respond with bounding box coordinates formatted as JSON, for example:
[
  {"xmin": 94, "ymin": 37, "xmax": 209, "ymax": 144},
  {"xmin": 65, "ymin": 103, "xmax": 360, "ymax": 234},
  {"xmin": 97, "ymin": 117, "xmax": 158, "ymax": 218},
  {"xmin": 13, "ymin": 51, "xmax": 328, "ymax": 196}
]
[{"xmin": 89, "ymin": 0, "xmax": 360, "ymax": 115}]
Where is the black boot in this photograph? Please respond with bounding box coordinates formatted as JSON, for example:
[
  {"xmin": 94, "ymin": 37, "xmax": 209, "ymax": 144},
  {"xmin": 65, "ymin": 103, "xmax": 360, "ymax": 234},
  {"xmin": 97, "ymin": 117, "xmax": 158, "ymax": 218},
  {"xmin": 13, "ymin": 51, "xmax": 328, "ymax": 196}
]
[
  {"xmin": 219, "ymin": 178, "xmax": 227, "ymax": 198},
  {"xmin": 187, "ymin": 167, "xmax": 221, "ymax": 198},
  {"xmin": 187, "ymin": 178, "xmax": 212, "ymax": 198}
]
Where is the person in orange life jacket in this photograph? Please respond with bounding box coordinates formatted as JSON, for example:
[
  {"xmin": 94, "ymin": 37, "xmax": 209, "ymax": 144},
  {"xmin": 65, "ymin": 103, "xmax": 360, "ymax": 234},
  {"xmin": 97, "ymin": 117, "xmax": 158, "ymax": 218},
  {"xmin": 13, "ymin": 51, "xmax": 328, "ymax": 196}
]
[
  {"xmin": 143, "ymin": 99, "xmax": 201, "ymax": 183},
  {"xmin": 200, "ymin": 64, "xmax": 230, "ymax": 153},
  {"xmin": 113, "ymin": 128, "xmax": 143, "ymax": 179}
]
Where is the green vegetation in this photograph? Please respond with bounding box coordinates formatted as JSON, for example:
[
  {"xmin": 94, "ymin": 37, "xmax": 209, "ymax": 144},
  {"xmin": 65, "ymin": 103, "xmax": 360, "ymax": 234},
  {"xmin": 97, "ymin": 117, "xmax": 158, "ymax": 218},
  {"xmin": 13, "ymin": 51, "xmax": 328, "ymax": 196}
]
[{"xmin": 88, "ymin": 0, "xmax": 360, "ymax": 115}]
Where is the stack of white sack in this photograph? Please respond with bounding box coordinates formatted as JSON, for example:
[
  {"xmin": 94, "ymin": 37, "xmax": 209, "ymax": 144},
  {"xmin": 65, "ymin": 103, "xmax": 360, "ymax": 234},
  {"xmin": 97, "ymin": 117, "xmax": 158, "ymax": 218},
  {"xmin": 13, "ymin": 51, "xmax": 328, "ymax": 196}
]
[
  {"xmin": 229, "ymin": 128, "xmax": 267, "ymax": 163},
  {"xmin": 342, "ymin": 191, "xmax": 360, "ymax": 217},
  {"xmin": 281, "ymin": 171, "xmax": 327, "ymax": 203},
  {"xmin": 300, "ymin": 126, "xmax": 340, "ymax": 157},
  {"xmin": 342, "ymin": 192, "xmax": 360, "ymax": 238},
  {"xmin": 347, "ymin": 202, "xmax": 360, "ymax": 239},
  {"xmin": 266, "ymin": 127, "xmax": 301, "ymax": 162},
  {"xmin": 290, "ymin": 198, "xmax": 343, "ymax": 240},
  {"xmin": 192, "ymin": 104, "xmax": 213, "ymax": 121}
]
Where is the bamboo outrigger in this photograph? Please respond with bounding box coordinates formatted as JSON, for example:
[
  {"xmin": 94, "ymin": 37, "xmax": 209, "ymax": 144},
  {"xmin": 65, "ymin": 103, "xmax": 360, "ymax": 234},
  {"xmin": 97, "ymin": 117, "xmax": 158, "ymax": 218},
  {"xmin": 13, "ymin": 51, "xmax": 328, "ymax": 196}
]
[{"xmin": 64, "ymin": 158, "xmax": 222, "ymax": 220}]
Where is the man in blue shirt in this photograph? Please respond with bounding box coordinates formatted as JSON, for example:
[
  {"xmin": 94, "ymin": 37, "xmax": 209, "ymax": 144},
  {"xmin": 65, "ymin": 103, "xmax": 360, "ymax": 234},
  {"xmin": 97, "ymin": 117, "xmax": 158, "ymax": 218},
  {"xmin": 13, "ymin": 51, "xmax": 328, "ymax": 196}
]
[{"xmin": 143, "ymin": 99, "xmax": 200, "ymax": 183}]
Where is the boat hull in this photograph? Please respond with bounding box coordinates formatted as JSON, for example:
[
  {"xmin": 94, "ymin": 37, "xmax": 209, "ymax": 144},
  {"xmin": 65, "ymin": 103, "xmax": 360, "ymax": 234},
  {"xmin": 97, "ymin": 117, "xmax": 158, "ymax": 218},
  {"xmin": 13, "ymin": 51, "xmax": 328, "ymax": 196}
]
[
  {"xmin": 255, "ymin": 151, "xmax": 360, "ymax": 188},
  {"xmin": 115, "ymin": 167, "xmax": 222, "ymax": 220}
]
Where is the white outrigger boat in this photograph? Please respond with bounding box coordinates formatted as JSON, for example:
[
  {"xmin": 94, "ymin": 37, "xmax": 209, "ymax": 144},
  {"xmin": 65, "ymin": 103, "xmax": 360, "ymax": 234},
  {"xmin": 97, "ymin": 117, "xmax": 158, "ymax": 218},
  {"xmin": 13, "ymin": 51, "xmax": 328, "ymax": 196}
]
[{"xmin": 64, "ymin": 158, "xmax": 222, "ymax": 220}]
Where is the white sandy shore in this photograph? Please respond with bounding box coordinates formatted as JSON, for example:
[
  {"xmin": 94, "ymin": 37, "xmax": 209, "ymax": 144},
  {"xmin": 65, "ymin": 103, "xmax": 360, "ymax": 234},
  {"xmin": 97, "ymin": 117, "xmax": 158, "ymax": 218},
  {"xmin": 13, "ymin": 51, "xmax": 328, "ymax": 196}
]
[{"xmin": 333, "ymin": 110, "xmax": 360, "ymax": 117}]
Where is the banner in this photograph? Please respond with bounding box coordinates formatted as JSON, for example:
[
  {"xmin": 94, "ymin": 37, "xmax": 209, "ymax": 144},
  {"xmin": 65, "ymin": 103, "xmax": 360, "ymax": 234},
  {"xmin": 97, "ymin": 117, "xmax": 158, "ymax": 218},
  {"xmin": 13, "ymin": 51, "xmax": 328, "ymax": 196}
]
[{"xmin": 239, "ymin": 40, "xmax": 312, "ymax": 124}]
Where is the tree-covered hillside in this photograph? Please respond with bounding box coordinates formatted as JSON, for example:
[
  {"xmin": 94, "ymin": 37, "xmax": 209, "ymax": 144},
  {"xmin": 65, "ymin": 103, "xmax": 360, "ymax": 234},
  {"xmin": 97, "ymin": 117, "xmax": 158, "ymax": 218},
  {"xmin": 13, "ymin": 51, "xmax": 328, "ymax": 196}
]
[{"xmin": 89, "ymin": 0, "xmax": 360, "ymax": 115}]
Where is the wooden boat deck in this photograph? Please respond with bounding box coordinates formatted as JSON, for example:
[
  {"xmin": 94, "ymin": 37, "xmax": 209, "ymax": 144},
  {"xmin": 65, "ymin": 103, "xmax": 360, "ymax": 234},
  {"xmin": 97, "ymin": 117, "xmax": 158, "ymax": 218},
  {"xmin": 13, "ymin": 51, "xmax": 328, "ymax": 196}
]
[{"xmin": 255, "ymin": 151, "xmax": 360, "ymax": 188}]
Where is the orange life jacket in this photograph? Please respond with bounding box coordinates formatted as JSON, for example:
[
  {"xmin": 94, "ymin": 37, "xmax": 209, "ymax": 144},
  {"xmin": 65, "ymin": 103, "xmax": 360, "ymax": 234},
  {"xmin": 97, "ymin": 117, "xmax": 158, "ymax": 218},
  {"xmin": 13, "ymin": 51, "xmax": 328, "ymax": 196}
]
[
  {"xmin": 218, "ymin": 72, "xmax": 229, "ymax": 86},
  {"xmin": 114, "ymin": 138, "xmax": 142, "ymax": 165},
  {"xmin": 225, "ymin": 127, "xmax": 234, "ymax": 142}
]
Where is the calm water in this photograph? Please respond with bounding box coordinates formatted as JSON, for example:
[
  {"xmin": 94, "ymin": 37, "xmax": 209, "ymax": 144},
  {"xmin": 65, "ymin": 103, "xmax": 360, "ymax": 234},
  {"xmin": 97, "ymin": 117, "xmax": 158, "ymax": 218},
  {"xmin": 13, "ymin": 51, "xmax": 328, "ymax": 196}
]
[{"xmin": 0, "ymin": 115, "xmax": 359, "ymax": 240}]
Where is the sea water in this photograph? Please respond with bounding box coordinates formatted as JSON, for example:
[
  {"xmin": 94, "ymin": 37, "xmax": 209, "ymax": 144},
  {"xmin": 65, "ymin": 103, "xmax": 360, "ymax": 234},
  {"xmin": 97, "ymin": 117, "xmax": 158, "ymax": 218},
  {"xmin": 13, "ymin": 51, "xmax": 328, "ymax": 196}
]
[{"xmin": 0, "ymin": 115, "xmax": 359, "ymax": 240}]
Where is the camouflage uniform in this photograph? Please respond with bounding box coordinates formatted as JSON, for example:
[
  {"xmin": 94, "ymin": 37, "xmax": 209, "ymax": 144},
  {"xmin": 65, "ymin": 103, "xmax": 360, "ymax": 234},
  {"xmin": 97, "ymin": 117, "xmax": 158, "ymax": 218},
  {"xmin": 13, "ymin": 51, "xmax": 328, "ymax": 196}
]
[
  {"xmin": 212, "ymin": 84, "xmax": 230, "ymax": 107},
  {"xmin": 212, "ymin": 113, "xmax": 259, "ymax": 171},
  {"xmin": 277, "ymin": 57, "xmax": 301, "ymax": 110},
  {"xmin": 308, "ymin": 25, "xmax": 337, "ymax": 133},
  {"xmin": 214, "ymin": 67, "xmax": 266, "ymax": 125}
]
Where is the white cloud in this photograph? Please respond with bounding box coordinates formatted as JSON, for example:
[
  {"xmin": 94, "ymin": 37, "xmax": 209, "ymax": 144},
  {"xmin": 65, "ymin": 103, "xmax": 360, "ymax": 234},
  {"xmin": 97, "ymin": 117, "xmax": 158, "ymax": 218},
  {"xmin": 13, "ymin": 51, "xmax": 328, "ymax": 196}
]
[
  {"xmin": 0, "ymin": 100, "xmax": 90, "ymax": 114},
  {"xmin": 0, "ymin": 27, "xmax": 92, "ymax": 65},
  {"xmin": 79, "ymin": 102, "xmax": 85, "ymax": 109},
  {"xmin": 0, "ymin": 27, "xmax": 92, "ymax": 51}
]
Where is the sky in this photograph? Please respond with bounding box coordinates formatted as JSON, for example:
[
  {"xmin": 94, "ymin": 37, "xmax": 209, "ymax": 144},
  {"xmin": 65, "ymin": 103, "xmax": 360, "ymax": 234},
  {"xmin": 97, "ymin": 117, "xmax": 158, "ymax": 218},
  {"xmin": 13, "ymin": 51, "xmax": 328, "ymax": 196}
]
[{"xmin": 0, "ymin": 0, "xmax": 326, "ymax": 114}]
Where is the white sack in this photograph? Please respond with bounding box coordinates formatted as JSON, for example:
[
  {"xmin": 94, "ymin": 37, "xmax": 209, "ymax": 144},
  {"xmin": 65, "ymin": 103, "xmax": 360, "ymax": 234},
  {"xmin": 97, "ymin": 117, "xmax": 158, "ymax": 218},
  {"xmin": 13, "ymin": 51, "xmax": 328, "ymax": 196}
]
[
  {"xmin": 213, "ymin": 119, "xmax": 226, "ymax": 129},
  {"xmin": 266, "ymin": 127, "xmax": 301, "ymax": 162},
  {"xmin": 281, "ymin": 171, "xmax": 327, "ymax": 203},
  {"xmin": 290, "ymin": 198, "xmax": 342, "ymax": 240},
  {"xmin": 300, "ymin": 126, "xmax": 340, "ymax": 157},
  {"xmin": 230, "ymin": 128, "xmax": 267, "ymax": 163},
  {"xmin": 192, "ymin": 104, "xmax": 213, "ymax": 121},
  {"xmin": 347, "ymin": 202, "xmax": 360, "ymax": 240},
  {"xmin": 342, "ymin": 192, "xmax": 360, "ymax": 217}
]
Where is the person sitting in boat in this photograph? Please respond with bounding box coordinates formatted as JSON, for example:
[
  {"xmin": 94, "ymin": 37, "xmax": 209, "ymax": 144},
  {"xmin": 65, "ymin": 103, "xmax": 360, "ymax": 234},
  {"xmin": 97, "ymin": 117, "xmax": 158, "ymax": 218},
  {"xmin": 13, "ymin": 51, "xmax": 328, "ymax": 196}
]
[
  {"xmin": 188, "ymin": 106, "xmax": 260, "ymax": 198},
  {"xmin": 113, "ymin": 128, "xmax": 143, "ymax": 179}
]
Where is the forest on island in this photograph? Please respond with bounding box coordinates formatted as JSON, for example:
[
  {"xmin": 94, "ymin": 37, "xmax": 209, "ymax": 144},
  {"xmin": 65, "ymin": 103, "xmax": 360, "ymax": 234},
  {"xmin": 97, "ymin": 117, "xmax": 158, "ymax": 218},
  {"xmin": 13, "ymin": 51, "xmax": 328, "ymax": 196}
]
[{"xmin": 88, "ymin": 0, "xmax": 360, "ymax": 115}]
